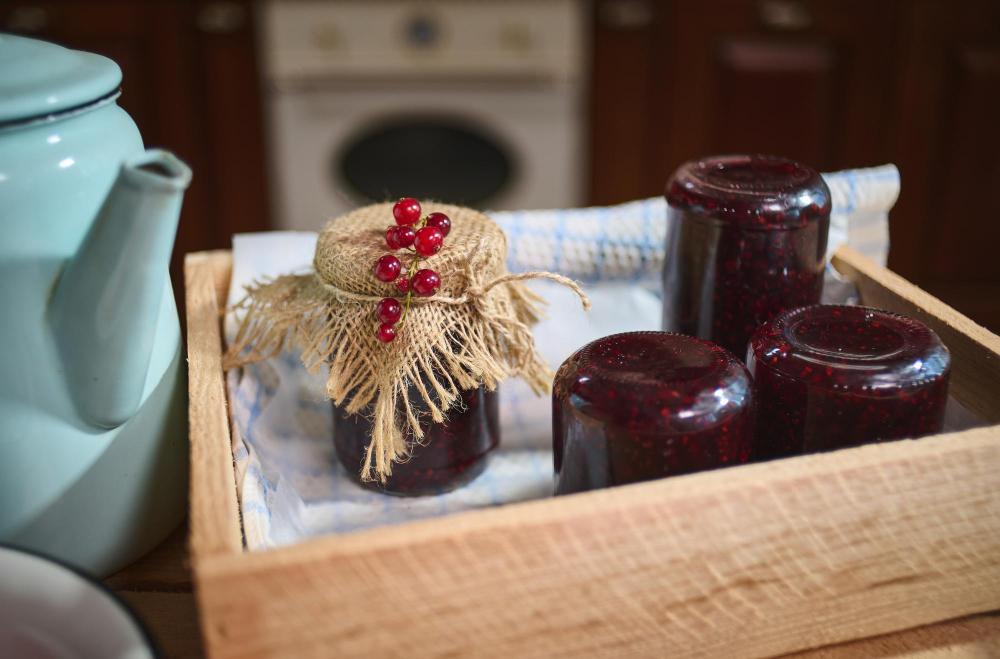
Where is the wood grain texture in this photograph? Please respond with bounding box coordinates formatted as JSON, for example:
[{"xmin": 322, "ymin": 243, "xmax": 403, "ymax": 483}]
[
  {"xmin": 104, "ymin": 519, "xmax": 998, "ymax": 659},
  {"xmin": 119, "ymin": 591, "xmax": 204, "ymax": 659},
  {"xmin": 832, "ymin": 245, "xmax": 1000, "ymax": 424},
  {"xmin": 184, "ymin": 251, "xmax": 243, "ymax": 561},
  {"xmin": 789, "ymin": 613, "xmax": 1000, "ymax": 659},
  {"xmin": 189, "ymin": 248, "xmax": 1000, "ymax": 659},
  {"xmin": 105, "ymin": 517, "xmax": 999, "ymax": 659},
  {"xmin": 107, "ymin": 522, "xmax": 192, "ymax": 593},
  {"xmin": 195, "ymin": 425, "xmax": 1000, "ymax": 659}
]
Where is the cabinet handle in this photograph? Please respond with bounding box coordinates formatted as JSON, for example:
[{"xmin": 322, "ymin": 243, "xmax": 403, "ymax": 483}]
[
  {"xmin": 598, "ymin": 0, "xmax": 652, "ymax": 31},
  {"xmin": 5, "ymin": 6, "xmax": 49, "ymax": 34},
  {"xmin": 757, "ymin": 0, "xmax": 812, "ymax": 32},
  {"xmin": 196, "ymin": 2, "xmax": 246, "ymax": 34}
]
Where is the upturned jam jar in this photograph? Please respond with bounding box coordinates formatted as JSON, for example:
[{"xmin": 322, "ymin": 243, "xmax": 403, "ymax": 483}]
[
  {"xmin": 552, "ymin": 331, "xmax": 755, "ymax": 495},
  {"xmin": 662, "ymin": 154, "xmax": 831, "ymax": 358},
  {"xmin": 747, "ymin": 305, "xmax": 951, "ymax": 460},
  {"xmin": 333, "ymin": 385, "xmax": 500, "ymax": 496}
]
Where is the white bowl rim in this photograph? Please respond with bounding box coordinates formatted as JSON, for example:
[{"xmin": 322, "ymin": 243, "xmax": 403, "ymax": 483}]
[{"xmin": 0, "ymin": 542, "xmax": 160, "ymax": 658}]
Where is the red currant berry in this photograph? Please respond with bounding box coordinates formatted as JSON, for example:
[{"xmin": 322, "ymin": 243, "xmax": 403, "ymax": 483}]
[
  {"xmin": 375, "ymin": 297, "xmax": 402, "ymax": 324},
  {"xmin": 373, "ymin": 254, "xmax": 401, "ymax": 282},
  {"xmin": 412, "ymin": 268, "xmax": 441, "ymax": 297},
  {"xmin": 376, "ymin": 323, "xmax": 396, "ymax": 343},
  {"xmin": 414, "ymin": 226, "xmax": 444, "ymax": 256},
  {"xmin": 385, "ymin": 226, "xmax": 402, "ymax": 249},
  {"xmin": 393, "ymin": 197, "xmax": 422, "ymax": 226},
  {"xmin": 396, "ymin": 277, "xmax": 410, "ymax": 294},
  {"xmin": 425, "ymin": 212, "xmax": 451, "ymax": 237},
  {"xmin": 395, "ymin": 225, "xmax": 416, "ymax": 248}
]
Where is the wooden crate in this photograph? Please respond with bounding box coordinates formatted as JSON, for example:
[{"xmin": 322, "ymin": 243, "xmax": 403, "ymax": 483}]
[{"xmin": 184, "ymin": 246, "xmax": 1000, "ymax": 659}]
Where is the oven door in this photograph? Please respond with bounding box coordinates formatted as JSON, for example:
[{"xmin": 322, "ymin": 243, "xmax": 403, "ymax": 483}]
[
  {"xmin": 267, "ymin": 82, "xmax": 584, "ymax": 231},
  {"xmin": 339, "ymin": 115, "xmax": 513, "ymax": 209}
]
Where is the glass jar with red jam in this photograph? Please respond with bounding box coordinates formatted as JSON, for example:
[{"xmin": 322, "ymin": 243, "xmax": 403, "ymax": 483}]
[
  {"xmin": 663, "ymin": 154, "xmax": 831, "ymax": 359},
  {"xmin": 747, "ymin": 305, "xmax": 951, "ymax": 460},
  {"xmin": 552, "ymin": 331, "xmax": 755, "ymax": 495},
  {"xmin": 333, "ymin": 385, "xmax": 500, "ymax": 496}
]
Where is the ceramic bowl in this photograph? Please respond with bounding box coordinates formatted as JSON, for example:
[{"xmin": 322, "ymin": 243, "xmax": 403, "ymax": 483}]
[{"xmin": 0, "ymin": 545, "xmax": 157, "ymax": 658}]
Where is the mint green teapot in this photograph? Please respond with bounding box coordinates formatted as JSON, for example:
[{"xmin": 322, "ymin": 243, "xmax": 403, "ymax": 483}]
[{"xmin": 0, "ymin": 35, "xmax": 189, "ymax": 576}]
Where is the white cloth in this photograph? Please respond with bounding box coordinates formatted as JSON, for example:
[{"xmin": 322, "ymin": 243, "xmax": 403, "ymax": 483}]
[{"xmin": 225, "ymin": 165, "xmax": 968, "ymax": 551}]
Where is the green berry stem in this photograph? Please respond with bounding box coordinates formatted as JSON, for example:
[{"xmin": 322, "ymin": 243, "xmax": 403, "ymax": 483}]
[{"xmin": 398, "ymin": 215, "xmax": 428, "ymax": 327}]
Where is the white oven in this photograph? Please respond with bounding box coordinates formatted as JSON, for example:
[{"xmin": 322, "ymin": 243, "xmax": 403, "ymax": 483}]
[{"xmin": 260, "ymin": 0, "xmax": 587, "ymax": 231}]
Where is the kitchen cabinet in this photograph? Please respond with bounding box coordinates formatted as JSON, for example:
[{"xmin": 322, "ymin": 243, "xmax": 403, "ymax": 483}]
[
  {"xmin": 2, "ymin": 1, "xmax": 271, "ymax": 312},
  {"xmin": 888, "ymin": 0, "xmax": 1000, "ymax": 330},
  {"xmin": 590, "ymin": 0, "xmax": 1000, "ymax": 331},
  {"xmin": 590, "ymin": 0, "xmax": 902, "ymax": 203}
]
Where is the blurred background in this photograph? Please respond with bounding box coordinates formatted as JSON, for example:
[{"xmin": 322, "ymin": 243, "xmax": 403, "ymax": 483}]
[{"xmin": 4, "ymin": 0, "xmax": 998, "ymax": 330}]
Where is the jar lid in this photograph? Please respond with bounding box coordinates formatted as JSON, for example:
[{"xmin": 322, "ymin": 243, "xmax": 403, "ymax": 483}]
[
  {"xmin": 748, "ymin": 305, "xmax": 951, "ymax": 395},
  {"xmin": 0, "ymin": 34, "xmax": 122, "ymax": 125},
  {"xmin": 665, "ymin": 154, "xmax": 831, "ymax": 229},
  {"xmin": 553, "ymin": 331, "xmax": 754, "ymax": 434}
]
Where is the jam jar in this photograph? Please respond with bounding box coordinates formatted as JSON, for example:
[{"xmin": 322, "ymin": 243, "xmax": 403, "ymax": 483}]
[
  {"xmin": 333, "ymin": 385, "xmax": 500, "ymax": 496},
  {"xmin": 662, "ymin": 154, "xmax": 831, "ymax": 359},
  {"xmin": 747, "ymin": 305, "xmax": 951, "ymax": 460},
  {"xmin": 552, "ymin": 331, "xmax": 755, "ymax": 495}
]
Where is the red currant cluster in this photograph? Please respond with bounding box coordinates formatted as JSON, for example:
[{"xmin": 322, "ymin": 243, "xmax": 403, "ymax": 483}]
[{"xmin": 372, "ymin": 198, "xmax": 451, "ymax": 343}]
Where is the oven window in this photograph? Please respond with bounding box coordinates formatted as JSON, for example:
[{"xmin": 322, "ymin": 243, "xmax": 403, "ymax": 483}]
[{"xmin": 338, "ymin": 117, "xmax": 513, "ymax": 207}]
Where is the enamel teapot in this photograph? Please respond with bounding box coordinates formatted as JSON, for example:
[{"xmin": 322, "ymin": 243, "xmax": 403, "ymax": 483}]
[{"xmin": 0, "ymin": 35, "xmax": 189, "ymax": 576}]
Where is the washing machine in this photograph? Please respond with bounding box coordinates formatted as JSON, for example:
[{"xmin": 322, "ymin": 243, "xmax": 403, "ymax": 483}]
[{"xmin": 260, "ymin": 0, "xmax": 588, "ymax": 231}]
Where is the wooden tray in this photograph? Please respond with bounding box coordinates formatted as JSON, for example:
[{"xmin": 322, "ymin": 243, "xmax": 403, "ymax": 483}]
[{"xmin": 184, "ymin": 245, "xmax": 1000, "ymax": 659}]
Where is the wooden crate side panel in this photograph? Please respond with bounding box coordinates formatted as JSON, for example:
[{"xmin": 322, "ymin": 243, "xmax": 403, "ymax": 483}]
[
  {"xmin": 195, "ymin": 426, "xmax": 1000, "ymax": 659},
  {"xmin": 789, "ymin": 613, "xmax": 1000, "ymax": 658},
  {"xmin": 832, "ymin": 246, "xmax": 1000, "ymax": 424},
  {"xmin": 185, "ymin": 251, "xmax": 243, "ymax": 560}
]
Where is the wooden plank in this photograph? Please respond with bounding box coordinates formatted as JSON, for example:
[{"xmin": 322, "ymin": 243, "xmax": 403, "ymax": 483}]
[
  {"xmin": 118, "ymin": 591, "xmax": 204, "ymax": 659},
  {"xmin": 108, "ymin": 524, "xmax": 998, "ymax": 659},
  {"xmin": 108, "ymin": 520, "xmax": 999, "ymax": 659},
  {"xmin": 194, "ymin": 423, "xmax": 1000, "ymax": 659},
  {"xmin": 832, "ymin": 245, "xmax": 1000, "ymax": 424},
  {"xmin": 107, "ymin": 522, "xmax": 193, "ymax": 593},
  {"xmin": 788, "ymin": 613, "xmax": 1000, "ymax": 658},
  {"xmin": 184, "ymin": 251, "xmax": 243, "ymax": 561}
]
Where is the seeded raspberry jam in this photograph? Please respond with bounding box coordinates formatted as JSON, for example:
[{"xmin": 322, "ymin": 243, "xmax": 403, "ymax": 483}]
[
  {"xmin": 552, "ymin": 332, "xmax": 755, "ymax": 495},
  {"xmin": 663, "ymin": 154, "xmax": 831, "ymax": 359},
  {"xmin": 334, "ymin": 386, "xmax": 499, "ymax": 496},
  {"xmin": 747, "ymin": 305, "xmax": 951, "ymax": 460}
]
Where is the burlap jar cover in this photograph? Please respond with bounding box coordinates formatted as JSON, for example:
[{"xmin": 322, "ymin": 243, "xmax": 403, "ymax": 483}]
[{"xmin": 224, "ymin": 202, "xmax": 589, "ymax": 482}]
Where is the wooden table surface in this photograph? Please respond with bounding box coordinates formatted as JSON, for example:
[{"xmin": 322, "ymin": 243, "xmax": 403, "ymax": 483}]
[
  {"xmin": 106, "ymin": 522, "xmax": 202, "ymax": 659},
  {"xmin": 106, "ymin": 521, "xmax": 1000, "ymax": 659}
]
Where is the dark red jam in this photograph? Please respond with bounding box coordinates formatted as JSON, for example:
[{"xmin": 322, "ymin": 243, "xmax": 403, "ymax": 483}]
[
  {"xmin": 663, "ymin": 154, "xmax": 831, "ymax": 359},
  {"xmin": 552, "ymin": 332, "xmax": 755, "ymax": 495},
  {"xmin": 333, "ymin": 386, "xmax": 500, "ymax": 496},
  {"xmin": 747, "ymin": 305, "xmax": 951, "ymax": 460}
]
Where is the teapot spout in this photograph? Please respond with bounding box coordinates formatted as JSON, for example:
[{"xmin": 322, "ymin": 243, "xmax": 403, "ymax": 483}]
[{"xmin": 50, "ymin": 149, "xmax": 191, "ymax": 428}]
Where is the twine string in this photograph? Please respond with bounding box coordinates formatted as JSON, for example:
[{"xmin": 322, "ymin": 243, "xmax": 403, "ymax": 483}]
[{"xmin": 315, "ymin": 270, "xmax": 591, "ymax": 311}]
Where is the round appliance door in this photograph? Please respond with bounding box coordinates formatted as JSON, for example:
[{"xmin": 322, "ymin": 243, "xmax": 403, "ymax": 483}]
[
  {"xmin": 268, "ymin": 83, "xmax": 584, "ymax": 231},
  {"xmin": 338, "ymin": 115, "xmax": 513, "ymax": 208}
]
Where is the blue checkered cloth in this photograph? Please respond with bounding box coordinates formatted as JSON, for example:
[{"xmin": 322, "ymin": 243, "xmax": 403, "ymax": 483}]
[{"xmin": 226, "ymin": 165, "xmax": 899, "ymax": 550}]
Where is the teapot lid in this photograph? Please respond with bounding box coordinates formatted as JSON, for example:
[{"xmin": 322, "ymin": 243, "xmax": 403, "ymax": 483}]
[{"xmin": 0, "ymin": 34, "xmax": 122, "ymax": 125}]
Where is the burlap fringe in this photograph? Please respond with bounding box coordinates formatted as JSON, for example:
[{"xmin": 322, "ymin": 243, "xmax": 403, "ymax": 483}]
[{"xmin": 223, "ymin": 246, "xmax": 589, "ymax": 483}]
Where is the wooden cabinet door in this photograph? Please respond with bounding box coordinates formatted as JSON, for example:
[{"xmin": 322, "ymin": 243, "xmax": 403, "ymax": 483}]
[
  {"xmin": 589, "ymin": 0, "xmax": 664, "ymax": 205},
  {"xmin": 650, "ymin": 0, "xmax": 903, "ymax": 193},
  {"xmin": 887, "ymin": 0, "xmax": 1000, "ymax": 330},
  {"xmin": 590, "ymin": 0, "xmax": 904, "ymax": 203}
]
